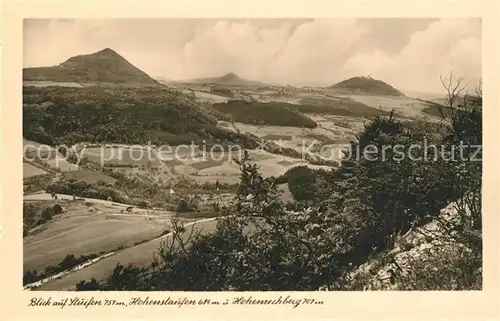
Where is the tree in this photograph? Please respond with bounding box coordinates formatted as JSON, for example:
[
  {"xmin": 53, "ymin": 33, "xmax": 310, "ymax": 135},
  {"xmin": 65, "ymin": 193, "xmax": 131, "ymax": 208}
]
[
  {"xmin": 175, "ymin": 199, "xmax": 195, "ymax": 213},
  {"xmin": 52, "ymin": 204, "xmax": 63, "ymax": 214},
  {"xmin": 41, "ymin": 207, "xmax": 55, "ymax": 221},
  {"xmin": 59, "ymin": 254, "xmax": 78, "ymax": 270},
  {"xmin": 434, "ymin": 73, "xmax": 482, "ymax": 244},
  {"xmin": 287, "ymin": 166, "xmax": 318, "ymax": 202},
  {"xmin": 76, "ymin": 278, "xmax": 101, "ymax": 291}
]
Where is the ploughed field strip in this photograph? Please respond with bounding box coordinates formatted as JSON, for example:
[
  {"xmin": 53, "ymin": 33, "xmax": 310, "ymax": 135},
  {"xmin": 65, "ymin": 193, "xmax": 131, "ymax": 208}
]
[{"xmin": 23, "ymin": 162, "xmax": 49, "ymax": 178}]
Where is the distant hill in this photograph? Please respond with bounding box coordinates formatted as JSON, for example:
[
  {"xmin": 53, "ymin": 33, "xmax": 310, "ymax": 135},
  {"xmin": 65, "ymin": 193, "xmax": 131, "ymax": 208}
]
[
  {"xmin": 155, "ymin": 77, "xmax": 181, "ymax": 86},
  {"xmin": 23, "ymin": 48, "xmax": 159, "ymax": 86},
  {"xmin": 188, "ymin": 73, "xmax": 264, "ymax": 87},
  {"xmin": 327, "ymin": 76, "xmax": 405, "ymax": 97}
]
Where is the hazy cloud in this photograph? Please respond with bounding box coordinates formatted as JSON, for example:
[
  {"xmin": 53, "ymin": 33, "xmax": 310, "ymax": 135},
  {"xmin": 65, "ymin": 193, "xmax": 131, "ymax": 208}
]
[
  {"xmin": 341, "ymin": 19, "xmax": 481, "ymax": 93},
  {"xmin": 24, "ymin": 18, "xmax": 481, "ymax": 93}
]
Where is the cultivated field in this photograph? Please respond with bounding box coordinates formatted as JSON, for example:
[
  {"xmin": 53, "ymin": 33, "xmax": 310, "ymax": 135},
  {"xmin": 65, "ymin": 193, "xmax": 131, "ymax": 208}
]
[
  {"xmin": 239, "ymin": 87, "xmax": 438, "ymax": 121},
  {"xmin": 80, "ymin": 145, "xmax": 335, "ymax": 185},
  {"xmin": 24, "ymin": 138, "xmax": 79, "ymax": 174},
  {"xmin": 23, "ymin": 162, "xmax": 49, "ymax": 178},
  {"xmin": 231, "ymin": 121, "xmax": 352, "ymax": 161},
  {"xmin": 62, "ymin": 170, "xmax": 117, "ymax": 185},
  {"xmin": 23, "ymin": 199, "xmax": 176, "ymax": 273},
  {"xmin": 35, "ymin": 218, "xmax": 221, "ymax": 290},
  {"xmin": 187, "ymin": 149, "xmax": 332, "ymax": 184},
  {"xmin": 336, "ymin": 94, "xmax": 440, "ymax": 120},
  {"xmin": 23, "ymin": 81, "xmax": 84, "ymax": 88},
  {"xmin": 83, "ymin": 146, "xmax": 163, "ymax": 167},
  {"xmin": 46, "ymin": 159, "xmax": 79, "ymax": 172},
  {"xmin": 193, "ymin": 91, "xmax": 230, "ymax": 103}
]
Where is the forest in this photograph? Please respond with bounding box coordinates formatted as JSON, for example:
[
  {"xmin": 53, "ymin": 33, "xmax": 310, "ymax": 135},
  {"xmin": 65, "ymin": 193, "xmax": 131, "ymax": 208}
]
[
  {"xmin": 23, "ymin": 86, "xmax": 257, "ymax": 148},
  {"xmin": 213, "ymin": 100, "xmax": 319, "ymax": 128}
]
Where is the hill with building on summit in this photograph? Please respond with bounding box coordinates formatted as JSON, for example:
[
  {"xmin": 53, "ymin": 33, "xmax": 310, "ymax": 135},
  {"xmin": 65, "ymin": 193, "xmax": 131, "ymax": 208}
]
[{"xmin": 327, "ymin": 76, "xmax": 406, "ymax": 97}]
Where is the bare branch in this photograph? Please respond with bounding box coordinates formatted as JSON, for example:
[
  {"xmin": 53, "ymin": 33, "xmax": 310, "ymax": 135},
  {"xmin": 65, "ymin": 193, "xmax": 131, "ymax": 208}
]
[{"xmin": 476, "ymin": 79, "xmax": 482, "ymax": 98}]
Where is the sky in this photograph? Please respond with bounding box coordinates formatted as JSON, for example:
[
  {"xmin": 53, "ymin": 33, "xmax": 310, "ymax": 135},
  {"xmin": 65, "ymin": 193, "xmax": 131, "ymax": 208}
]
[{"xmin": 24, "ymin": 18, "xmax": 481, "ymax": 94}]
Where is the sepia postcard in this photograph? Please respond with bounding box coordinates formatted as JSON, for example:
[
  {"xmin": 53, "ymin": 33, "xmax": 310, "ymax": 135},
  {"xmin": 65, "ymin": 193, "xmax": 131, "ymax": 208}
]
[{"xmin": 1, "ymin": 0, "xmax": 499, "ymax": 320}]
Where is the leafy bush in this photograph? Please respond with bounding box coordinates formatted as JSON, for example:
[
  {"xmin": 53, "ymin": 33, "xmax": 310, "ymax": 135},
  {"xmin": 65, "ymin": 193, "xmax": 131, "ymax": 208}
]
[
  {"xmin": 52, "ymin": 204, "xmax": 63, "ymax": 214},
  {"xmin": 41, "ymin": 207, "xmax": 55, "ymax": 221},
  {"xmin": 175, "ymin": 199, "xmax": 197, "ymax": 213},
  {"xmin": 75, "ymin": 278, "xmax": 102, "ymax": 291},
  {"xmin": 287, "ymin": 167, "xmax": 318, "ymax": 201},
  {"xmin": 23, "ymin": 174, "xmax": 54, "ymax": 194}
]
